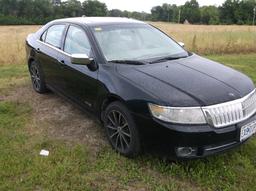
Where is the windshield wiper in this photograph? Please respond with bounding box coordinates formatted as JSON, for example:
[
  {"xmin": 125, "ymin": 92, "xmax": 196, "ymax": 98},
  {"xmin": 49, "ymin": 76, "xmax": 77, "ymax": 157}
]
[
  {"xmin": 150, "ymin": 56, "xmax": 188, "ymax": 64},
  {"xmin": 109, "ymin": 60, "xmax": 146, "ymax": 65}
]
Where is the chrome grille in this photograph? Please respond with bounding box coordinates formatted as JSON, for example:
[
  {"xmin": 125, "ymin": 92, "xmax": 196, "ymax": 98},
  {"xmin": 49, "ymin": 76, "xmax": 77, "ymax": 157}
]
[{"xmin": 202, "ymin": 89, "xmax": 256, "ymax": 128}]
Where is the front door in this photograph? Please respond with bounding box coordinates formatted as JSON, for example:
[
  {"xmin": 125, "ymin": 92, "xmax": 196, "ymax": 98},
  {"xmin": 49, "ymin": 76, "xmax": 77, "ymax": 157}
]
[{"xmin": 58, "ymin": 25, "xmax": 99, "ymax": 110}]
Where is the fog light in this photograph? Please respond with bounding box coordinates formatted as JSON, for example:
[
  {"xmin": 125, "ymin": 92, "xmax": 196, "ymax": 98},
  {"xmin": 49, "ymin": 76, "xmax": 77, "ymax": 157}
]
[{"xmin": 176, "ymin": 147, "xmax": 197, "ymax": 157}]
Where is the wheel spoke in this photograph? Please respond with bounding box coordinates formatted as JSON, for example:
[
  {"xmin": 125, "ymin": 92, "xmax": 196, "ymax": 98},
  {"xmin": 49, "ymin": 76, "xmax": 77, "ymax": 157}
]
[
  {"xmin": 122, "ymin": 131, "xmax": 131, "ymax": 138},
  {"xmin": 120, "ymin": 133, "xmax": 129, "ymax": 148},
  {"xmin": 115, "ymin": 134, "xmax": 120, "ymax": 149},
  {"xmin": 30, "ymin": 66, "xmax": 35, "ymax": 75},
  {"xmin": 35, "ymin": 76, "xmax": 40, "ymax": 81},
  {"xmin": 108, "ymin": 116, "xmax": 116, "ymax": 126},
  {"xmin": 35, "ymin": 68, "xmax": 39, "ymax": 75},
  {"xmin": 112, "ymin": 111, "xmax": 118, "ymax": 124},
  {"xmin": 120, "ymin": 122, "xmax": 128, "ymax": 129},
  {"xmin": 31, "ymin": 77, "xmax": 36, "ymax": 83},
  {"xmin": 34, "ymin": 81, "xmax": 38, "ymax": 88},
  {"xmin": 110, "ymin": 131, "xmax": 118, "ymax": 138},
  {"xmin": 35, "ymin": 81, "xmax": 39, "ymax": 89},
  {"xmin": 120, "ymin": 135, "xmax": 124, "ymax": 151},
  {"xmin": 107, "ymin": 125, "xmax": 117, "ymax": 130},
  {"xmin": 118, "ymin": 113, "xmax": 122, "ymax": 124}
]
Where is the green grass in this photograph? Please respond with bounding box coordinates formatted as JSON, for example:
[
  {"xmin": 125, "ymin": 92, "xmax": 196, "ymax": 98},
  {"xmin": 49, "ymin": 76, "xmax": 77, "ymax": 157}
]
[
  {"xmin": 0, "ymin": 54, "xmax": 255, "ymax": 191},
  {"xmin": 0, "ymin": 64, "xmax": 28, "ymax": 95}
]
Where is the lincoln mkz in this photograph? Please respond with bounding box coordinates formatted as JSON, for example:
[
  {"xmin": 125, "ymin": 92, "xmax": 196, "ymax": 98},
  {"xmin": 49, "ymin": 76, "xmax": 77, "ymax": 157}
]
[{"xmin": 26, "ymin": 17, "xmax": 256, "ymax": 158}]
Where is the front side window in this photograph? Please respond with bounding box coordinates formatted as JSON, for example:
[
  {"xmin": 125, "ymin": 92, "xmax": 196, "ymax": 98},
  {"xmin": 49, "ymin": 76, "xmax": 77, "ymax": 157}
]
[
  {"xmin": 64, "ymin": 26, "xmax": 91, "ymax": 55},
  {"xmin": 92, "ymin": 24, "xmax": 188, "ymax": 62},
  {"xmin": 45, "ymin": 25, "xmax": 65, "ymax": 48}
]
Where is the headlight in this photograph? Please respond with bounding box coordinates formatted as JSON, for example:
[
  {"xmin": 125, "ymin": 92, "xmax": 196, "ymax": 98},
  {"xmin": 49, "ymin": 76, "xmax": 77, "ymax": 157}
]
[{"xmin": 148, "ymin": 103, "xmax": 206, "ymax": 124}]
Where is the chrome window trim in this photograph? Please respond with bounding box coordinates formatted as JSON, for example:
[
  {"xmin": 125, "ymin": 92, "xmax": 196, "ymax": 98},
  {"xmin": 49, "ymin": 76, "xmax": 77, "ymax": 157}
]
[{"xmin": 37, "ymin": 39, "xmax": 71, "ymax": 57}]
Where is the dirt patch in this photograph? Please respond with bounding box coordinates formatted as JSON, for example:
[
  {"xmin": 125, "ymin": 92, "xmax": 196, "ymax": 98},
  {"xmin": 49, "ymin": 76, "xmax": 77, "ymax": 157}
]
[{"xmin": 4, "ymin": 84, "xmax": 108, "ymax": 154}]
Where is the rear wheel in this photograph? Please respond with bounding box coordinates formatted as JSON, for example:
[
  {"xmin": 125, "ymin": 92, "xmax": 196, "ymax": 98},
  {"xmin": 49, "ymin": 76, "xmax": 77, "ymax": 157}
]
[
  {"xmin": 103, "ymin": 101, "xmax": 141, "ymax": 157},
  {"xmin": 29, "ymin": 61, "xmax": 47, "ymax": 93}
]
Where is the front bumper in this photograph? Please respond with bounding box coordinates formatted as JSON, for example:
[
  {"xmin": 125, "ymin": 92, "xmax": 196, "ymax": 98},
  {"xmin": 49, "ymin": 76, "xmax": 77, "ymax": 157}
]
[{"xmin": 133, "ymin": 112, "xmax": 256, "ymax": 159}]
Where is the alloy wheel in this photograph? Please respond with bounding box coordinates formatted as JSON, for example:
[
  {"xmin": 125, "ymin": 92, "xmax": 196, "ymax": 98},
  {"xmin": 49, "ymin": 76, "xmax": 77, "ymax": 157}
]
[
  {"xmin": 106, "ymin": 110, "xmax": 131, "ymax": 152},
  {"xmin": 30, "ymin": 64, "xmax": 41, "ymax": 91}
]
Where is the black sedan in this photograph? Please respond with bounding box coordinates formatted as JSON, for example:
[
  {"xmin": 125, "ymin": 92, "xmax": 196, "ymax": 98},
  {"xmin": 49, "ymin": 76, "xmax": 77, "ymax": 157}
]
[{"xmin": 26, "ymin": 17, "xmax": 256, "ymax": 158}]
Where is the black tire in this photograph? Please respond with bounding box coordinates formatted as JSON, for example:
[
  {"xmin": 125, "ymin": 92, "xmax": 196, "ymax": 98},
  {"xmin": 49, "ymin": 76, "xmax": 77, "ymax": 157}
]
[
  {"xmin": 29, "ymin": 61, "xmax": 48, "ymax": 93},
  {"xmin": 103, "ymin": 101, "xmax": 141, "ymax": 157}
]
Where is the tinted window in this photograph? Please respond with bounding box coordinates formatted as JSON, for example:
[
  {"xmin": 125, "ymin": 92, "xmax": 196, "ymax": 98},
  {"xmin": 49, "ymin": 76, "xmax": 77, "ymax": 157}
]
[
  {"xmin": 45, "ymin": 25, "xmax": 65, "ymax": 48},
  {"xmin": 64, "ymin": 26, "xmax": 91, "ymax": 55}
]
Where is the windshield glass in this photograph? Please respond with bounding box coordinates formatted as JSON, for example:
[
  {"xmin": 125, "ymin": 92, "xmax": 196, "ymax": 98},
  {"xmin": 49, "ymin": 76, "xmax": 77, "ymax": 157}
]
[{"xmin": 92, "ymin": 24, "xmax": 189, "ymax": 62}]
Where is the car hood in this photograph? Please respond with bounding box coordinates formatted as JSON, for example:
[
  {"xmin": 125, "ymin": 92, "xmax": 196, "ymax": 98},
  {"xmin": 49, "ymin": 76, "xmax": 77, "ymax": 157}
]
[{"xmin": 117, "ymin": 54, "xmax": 255, "ymax": 107}]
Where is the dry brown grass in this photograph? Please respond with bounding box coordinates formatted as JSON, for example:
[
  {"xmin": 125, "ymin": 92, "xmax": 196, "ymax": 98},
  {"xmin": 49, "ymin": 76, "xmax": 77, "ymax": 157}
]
[
  {"xmin": 0, "ymin": 23, "xmax": 255, "ymax": 65},
  {"xmin": 152, "ymin": 22, "xmax": 256, "ymax": 55},
  {"xmin": 0, "ymin": 25, "xmax": 40, "ymax": 65}
]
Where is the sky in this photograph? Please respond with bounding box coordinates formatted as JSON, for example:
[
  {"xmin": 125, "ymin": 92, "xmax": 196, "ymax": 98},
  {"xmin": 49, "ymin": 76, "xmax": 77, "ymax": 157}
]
[{"xmin": 96, "ymin": 0, "xmax": 225, "ymax": 13}]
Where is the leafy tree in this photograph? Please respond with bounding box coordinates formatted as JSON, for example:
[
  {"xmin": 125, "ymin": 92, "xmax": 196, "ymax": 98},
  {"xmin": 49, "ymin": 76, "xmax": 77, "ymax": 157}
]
[
  {"xmin": 200, "ymin": 6, "xmax": 220, "ymax": 24},
  {"xmin": 219, "ymin": 0, "xmax": 240, "ymax": 24},
  {"xmin": 82, "ymin": 0, "xmax": 107, "ymax": 16},
  {"xmin": 108, "ymin": 9, "xmax": 123, "ymax": 17},
  {"xmin": 0, "ymin": 0, "xmax": 18, "ymax": 16},
  {"xmin": 17, "ymin": 0, "xmax": 35, "ymax": 18},
  {"xmin": 130, "ymin": 11, "xmax": 149, "ymax": 20},
  {"xmin": 62, "ymin": 0, "xmax": 82, "ymax": 17},
  {"xmin": 181, "ymin": 0, "xmax": 201, "ymax": 23},
  {"xmin": 169, "ymin": 5, "xmax": 180, "ymax": 23},
  {"xmin": 122, "ymin": 10, "xmax": 130, "ymax": 18},
  {"xmin": 236, "ymin": 0, "xmax": 256, "ymax": 24},
  {"xmin": 32, "ymin": 0, "xmax": 54, "ymax": 18},
  {"xmin": 151, "ymin": 6, "xmax": 164, "ymax": 21},
  {"xmin": 151, "ymin": 4, "xmax": 181, "ymax": 22}
]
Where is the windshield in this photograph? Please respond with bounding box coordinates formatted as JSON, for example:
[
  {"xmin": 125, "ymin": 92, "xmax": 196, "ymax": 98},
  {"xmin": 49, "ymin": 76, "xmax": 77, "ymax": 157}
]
[{"xmin": 92, "ymin": 24, "xmax": 189, "ymax": 62}]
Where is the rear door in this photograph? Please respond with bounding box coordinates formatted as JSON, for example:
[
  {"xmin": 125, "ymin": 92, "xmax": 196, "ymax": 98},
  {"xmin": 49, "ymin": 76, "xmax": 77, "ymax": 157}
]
[
  {"xmin": 37, "ymin": 24, "xmax": 66, "ymax": 90},
  {"xmin": 57, "ymin": 24, "xmax": 99, "ymax": 110}
]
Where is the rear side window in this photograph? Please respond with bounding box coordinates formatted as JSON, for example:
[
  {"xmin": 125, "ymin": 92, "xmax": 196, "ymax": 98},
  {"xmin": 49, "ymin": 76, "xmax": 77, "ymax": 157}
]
[
  {"xmin": 44, "ymin": 25, "xmax": 65, "ymax": 48},
  {"xmin": 64, "ymin": 26, "xmax": 91, "ymax": 55}
]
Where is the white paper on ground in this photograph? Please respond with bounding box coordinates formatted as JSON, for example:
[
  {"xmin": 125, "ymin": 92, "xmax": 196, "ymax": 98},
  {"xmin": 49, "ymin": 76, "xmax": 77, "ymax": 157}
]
[{"xmin": 40, "ymin": 149, "xmax": 49, "ymax": 156}]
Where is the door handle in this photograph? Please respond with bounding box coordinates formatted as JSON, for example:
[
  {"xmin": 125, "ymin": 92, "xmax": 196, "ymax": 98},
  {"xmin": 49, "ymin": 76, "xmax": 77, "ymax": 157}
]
[{"xmin": 58, "ymin": 60, "xmax": 66, "ymax": 67}]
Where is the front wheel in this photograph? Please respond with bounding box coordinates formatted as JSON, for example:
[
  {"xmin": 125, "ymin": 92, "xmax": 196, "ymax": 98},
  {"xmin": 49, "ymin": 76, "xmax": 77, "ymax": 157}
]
[
  {"xmin": 29, "ymin": 61, "xmax": 47, "ymax": 93},
  {"xmin": 103, "ymin": 101, "xmax": 141, "ymax": 157}
]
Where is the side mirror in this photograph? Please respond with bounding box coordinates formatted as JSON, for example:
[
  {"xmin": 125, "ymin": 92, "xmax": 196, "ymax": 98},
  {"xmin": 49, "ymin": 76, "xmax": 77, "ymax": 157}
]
[
  {"xmin": 71, "ymin": 54, "xmax": 93, "ymax": 65},
  {"xmin": 178, "ymin": 42, "xmax": 185, "ymax": 47}
]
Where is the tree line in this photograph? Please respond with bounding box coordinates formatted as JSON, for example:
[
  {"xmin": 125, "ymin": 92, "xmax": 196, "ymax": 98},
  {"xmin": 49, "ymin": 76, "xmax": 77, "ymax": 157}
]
[
  {"xmin": 151, "ymin": 0, "xmax": 256, "ymax": 25},
  {"xmin": 0, "ymin": 0, "xmax": 255, "ymax": 25}
]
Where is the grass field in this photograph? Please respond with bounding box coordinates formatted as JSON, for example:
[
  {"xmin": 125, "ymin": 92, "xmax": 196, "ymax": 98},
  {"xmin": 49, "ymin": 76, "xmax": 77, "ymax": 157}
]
[
  {"xmin": 0, "ymin": 23, "xmax": 256, "ymax": 65},
  {"xmin": 0, "ymin": 24, "xmax": 256, "ymax": 191},
  {"xmin": 152, "ymin": 23, "xmax": 256, "ymax": 55}
]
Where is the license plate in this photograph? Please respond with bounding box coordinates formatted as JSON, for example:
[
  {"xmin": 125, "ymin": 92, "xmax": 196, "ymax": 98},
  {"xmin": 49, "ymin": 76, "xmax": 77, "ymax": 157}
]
[{"xmin": 240, "ymin": 120, "xmax": 256, "ymax": 142}]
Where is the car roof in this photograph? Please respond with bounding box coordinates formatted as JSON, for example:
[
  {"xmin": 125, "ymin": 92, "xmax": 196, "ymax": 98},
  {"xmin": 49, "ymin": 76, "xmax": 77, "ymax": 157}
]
[{"xmin": 53, "ymin": 17, "xmax": 145, "ymax": 26}]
